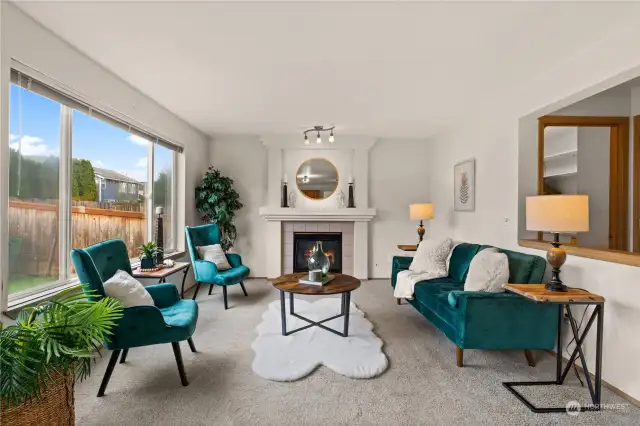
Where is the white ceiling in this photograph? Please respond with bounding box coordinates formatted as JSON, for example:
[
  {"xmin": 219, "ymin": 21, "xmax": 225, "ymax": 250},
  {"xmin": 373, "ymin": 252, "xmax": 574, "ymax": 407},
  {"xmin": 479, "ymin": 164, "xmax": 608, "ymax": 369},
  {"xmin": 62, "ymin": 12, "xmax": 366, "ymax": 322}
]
[{"xmin": 13, "ymin": 1, "xmax": 640, "ymax": 138}]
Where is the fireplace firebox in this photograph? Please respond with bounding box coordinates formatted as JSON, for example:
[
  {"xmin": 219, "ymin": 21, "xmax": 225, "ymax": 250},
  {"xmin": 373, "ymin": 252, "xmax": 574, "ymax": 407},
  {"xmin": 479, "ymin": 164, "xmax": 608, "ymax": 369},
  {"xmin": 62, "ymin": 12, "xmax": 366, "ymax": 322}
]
[{"xmin": 293, "ymin": 232, "xmax": 342, "ymax": 273}]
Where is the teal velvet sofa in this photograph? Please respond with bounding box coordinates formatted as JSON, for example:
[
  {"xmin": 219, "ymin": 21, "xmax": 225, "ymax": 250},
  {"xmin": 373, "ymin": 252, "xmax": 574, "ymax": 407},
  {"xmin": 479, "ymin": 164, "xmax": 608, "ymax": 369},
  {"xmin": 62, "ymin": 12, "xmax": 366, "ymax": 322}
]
[{"xmin": 391, "ymin": 243, "xmax": 559, "ymax": 367}]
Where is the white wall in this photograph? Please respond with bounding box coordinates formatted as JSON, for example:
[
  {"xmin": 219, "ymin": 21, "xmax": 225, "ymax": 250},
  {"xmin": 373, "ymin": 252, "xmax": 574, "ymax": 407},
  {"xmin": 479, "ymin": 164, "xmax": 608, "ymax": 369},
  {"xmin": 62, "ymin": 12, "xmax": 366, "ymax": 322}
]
[
  {"xmin": 209, "ymin": 134, "xmax": 267, "ymax": 276},
  {"xmin": 209, "ymin": 136, "xmax": 429, "ymax": 278},
  {"xmin": 429, "ymin": 19, "xmax": 640, "ymax": 401},
  {"xmin": 0, "ymin": 3, "xmax": 210, "ymax": 304},
  {"xmin": 369, "ymin": 139, "xmax": 431, "ymax": 277}
]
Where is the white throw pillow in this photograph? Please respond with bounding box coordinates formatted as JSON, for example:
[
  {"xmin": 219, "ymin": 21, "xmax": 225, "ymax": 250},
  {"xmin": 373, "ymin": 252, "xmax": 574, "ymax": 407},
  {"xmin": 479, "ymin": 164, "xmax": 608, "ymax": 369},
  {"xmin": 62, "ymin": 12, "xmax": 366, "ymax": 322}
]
[
  {"xmin": 409, "ymin": 238, "xmax": 452, "ymax": 275},
  {"xmin": 196, "ymin": 244, "xmax": 232, "ymax": 271},
  {"xmin": 103, "ymin": 269, "xmax": 155, "ymax": 308},
  {"xmin": 464, "ymin": 247, "xmax": 509, "ymax": 293}
]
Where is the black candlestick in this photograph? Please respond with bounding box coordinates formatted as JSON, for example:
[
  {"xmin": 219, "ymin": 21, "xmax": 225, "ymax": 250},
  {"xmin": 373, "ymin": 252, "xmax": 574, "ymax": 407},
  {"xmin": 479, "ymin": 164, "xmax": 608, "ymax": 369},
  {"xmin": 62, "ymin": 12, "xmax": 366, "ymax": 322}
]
[
  {"xmin": 347, "ymin": 183, "xmax": 355, "ymax": 208},
  {"xmin": 155, "ymin": 210, "xmax": 164, "ymax": 265},
  {"xmin": 282, "ymin": 183, "xmax": 289, "ymax": 208}
]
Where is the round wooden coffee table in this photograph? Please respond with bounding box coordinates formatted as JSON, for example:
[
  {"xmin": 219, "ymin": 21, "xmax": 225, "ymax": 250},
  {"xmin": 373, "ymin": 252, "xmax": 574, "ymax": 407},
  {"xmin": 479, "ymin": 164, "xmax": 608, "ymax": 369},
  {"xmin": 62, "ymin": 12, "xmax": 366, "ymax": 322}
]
[{"xmin": 272, "ymin": 272, "xmax": 361, "ymax": 337}]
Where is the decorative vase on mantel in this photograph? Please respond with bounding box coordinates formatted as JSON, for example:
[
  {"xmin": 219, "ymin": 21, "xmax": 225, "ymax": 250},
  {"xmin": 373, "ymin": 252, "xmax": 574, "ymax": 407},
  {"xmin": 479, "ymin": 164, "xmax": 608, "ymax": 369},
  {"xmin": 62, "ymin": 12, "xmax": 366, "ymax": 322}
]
[{"xmin": 307, "ymin": 241, "xmax": 331, "ymax": 277}]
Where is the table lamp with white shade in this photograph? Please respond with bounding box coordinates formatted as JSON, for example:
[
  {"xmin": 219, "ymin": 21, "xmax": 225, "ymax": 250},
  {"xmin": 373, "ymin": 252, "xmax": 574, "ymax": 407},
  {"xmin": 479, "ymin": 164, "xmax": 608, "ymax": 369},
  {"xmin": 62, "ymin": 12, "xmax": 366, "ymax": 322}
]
[
  {"xmin": 410, "ymin": 203, "xmax": 434, "ymax": 243},
  {"xmin": 526, "ymin": 195, "xmax": 589, "ymax": 292}
]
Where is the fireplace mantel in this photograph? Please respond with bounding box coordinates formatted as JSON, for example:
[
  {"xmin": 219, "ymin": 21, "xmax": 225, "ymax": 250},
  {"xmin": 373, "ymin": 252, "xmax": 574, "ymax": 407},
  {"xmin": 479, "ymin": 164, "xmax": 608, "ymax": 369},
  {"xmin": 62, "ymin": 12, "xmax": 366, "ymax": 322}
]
[{"xmin": 258, "ymin": 207, "xmax": 377, "ymax": 222}]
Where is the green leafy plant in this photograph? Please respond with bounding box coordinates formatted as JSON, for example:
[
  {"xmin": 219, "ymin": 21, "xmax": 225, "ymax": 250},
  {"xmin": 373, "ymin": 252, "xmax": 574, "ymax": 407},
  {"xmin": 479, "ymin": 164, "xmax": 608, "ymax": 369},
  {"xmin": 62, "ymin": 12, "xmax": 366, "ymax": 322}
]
[
  {"xmin": 0, "ymin": 285, "xmax": 123, "ymax": 407},
  {"xmin": 138, "ymin": 241, "xmax": 162, "ymax": 260},
  {"xmin": 195, "ymin": 167, "xmax": 244, "ymax": 251}
]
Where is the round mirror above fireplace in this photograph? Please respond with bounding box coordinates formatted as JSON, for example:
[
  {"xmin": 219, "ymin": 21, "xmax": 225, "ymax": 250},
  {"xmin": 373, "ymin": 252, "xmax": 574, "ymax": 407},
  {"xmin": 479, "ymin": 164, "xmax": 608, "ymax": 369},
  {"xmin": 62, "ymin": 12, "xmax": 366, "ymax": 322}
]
[{"xmin": 296, "ymin": 158, "xmax": 339, "ymax": 200}]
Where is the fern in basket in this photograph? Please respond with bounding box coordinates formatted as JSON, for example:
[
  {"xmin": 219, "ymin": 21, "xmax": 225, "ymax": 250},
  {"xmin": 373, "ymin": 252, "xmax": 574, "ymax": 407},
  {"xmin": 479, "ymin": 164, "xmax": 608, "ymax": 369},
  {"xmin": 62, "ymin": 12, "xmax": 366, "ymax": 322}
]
[{"xmin": 0, "ymin": 285, "xmax": 123, "ymax": 407}]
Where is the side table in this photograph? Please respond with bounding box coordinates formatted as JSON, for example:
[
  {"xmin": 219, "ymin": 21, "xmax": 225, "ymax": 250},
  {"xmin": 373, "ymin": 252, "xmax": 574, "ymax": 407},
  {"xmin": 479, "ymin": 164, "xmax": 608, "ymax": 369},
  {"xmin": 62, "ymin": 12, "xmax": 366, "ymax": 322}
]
[
  {"xmin": 132, "ymin": 261, "xmax": 191, "ymax": 298},
  {"xmin": 397, "ymin": 244, "xmax": 417, "ymax": 252},
  {"xmin": 502, "ymin": 284, "xmax": 605, "ymax": 413}
]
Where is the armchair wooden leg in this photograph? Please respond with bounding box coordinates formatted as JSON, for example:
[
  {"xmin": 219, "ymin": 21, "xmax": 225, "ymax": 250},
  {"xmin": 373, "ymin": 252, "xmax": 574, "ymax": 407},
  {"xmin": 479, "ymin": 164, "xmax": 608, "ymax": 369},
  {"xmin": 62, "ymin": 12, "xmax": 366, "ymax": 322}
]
[
  {"xmin": 97, "ymin": 349, "xmax": 121, "ymax": 397},
  {"xmin": 240, "ymin": 281, "xmax": 248, "ymax": 297},
  {"xmin": 192, "ymin": 282, "xmax": 202, "ymax": 300},
  {"xmin": 223, "ymin": 286, "xmax": 228, "ymax": 310},
  {"xmin": 456, "ymin": 346, "xmax": 464, "ymax": 367},
  {"xmin": 187, "ymin": 338, "xmax": 197, "ymax": 353},
  {"xmin": 171, "ymin": 342, "xmax": 189, "ymax": 387},
  {"xmin": 119, "ymin": 349, "xmax": 128, "ymax": 364},
  {"xmin": 208, "ymin": 283, "xmax": 214, "ymax": 296},
  {"xmin": 524, "ymin": 349, "xmax": 536, "ymax": 367},
  {"xmin": 397, "ymin": 298, "xmax": 402, "ymax": 305}
]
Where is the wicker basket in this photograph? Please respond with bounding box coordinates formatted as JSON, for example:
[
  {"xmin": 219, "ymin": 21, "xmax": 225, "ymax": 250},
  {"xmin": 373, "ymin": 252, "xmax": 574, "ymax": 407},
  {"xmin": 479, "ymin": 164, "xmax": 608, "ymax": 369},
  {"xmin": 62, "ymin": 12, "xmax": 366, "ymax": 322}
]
[{"xmin": 1, "ymin": 372, "xmax": 75, "ymax": 426}]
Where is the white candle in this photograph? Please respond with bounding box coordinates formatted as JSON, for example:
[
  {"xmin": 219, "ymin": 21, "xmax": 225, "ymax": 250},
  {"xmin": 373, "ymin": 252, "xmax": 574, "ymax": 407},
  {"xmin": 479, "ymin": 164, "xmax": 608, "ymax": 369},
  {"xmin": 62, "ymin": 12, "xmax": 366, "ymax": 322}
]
[
  {"xmin": 348, "ymin": 174, "xmax": 354, "ymax": 184},
  {"xmin": 283, "ymin": 174, "xmax": 288, "ymax": 184},
  {"xmin": 155, "ymin": 206, "xmax": 164, "ymax": 215}
]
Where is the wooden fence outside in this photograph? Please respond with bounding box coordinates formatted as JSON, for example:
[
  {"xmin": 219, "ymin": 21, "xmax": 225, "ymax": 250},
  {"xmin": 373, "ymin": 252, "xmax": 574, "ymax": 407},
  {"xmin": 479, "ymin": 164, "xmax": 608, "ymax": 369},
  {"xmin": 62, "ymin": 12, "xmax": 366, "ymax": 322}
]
[{"xmin": 9, "ymin": 199, "xmax": 146, "ymax": 277}]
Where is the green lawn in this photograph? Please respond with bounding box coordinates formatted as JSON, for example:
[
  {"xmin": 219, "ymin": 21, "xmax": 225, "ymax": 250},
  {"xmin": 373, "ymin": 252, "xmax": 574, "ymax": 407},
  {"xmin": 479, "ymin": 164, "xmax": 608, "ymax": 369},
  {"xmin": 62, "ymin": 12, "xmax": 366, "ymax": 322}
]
[{"xmin": 8, "ymin": 275, "xmax": 57, "ymax": 296}]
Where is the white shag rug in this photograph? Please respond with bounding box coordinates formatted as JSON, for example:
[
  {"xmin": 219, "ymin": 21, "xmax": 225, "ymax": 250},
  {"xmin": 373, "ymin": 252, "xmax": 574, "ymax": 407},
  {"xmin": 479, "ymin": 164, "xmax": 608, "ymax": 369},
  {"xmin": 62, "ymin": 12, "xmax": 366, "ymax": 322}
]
[{"xmin": 251, "ymin": 297, "xmax": 388, "ymax": 381}]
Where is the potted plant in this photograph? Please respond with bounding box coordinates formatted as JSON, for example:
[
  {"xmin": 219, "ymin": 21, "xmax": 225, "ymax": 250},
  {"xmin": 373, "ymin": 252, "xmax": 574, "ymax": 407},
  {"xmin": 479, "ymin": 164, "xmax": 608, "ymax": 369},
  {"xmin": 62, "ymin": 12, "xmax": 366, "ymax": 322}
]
[
  {"xmin": 138, "ymin": 241, "xmax": 163, "ymax": 269},
  {"xmin": 195, "ymin": 167, "xmax": 244, "ymax": 251},
  {"xmin": 0, "ymin": 285, "xmax": 123, "ymax": 425}
]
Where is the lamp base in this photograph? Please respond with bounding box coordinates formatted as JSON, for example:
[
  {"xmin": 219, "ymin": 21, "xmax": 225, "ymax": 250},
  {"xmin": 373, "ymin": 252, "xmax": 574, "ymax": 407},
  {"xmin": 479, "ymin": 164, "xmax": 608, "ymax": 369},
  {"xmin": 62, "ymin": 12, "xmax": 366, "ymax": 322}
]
[
  {"xmin": 545, "ymin": 276, "xmax": 568, "ymax": 292},
  {"xmin": 417, "ymin": 221, "xmax": 425, "ymax": 243},
  {"xmin": 546, "ymin": 234, "xmax": 568, "ymax": 292}
]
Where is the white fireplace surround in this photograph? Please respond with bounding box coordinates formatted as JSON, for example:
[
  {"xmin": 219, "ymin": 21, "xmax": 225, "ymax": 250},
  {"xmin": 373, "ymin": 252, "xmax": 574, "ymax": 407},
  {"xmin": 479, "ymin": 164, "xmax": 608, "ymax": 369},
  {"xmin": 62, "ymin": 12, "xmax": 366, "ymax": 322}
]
[{"xmin": 259, "ymin": 136, "xmax": 377, "ymax": 279}]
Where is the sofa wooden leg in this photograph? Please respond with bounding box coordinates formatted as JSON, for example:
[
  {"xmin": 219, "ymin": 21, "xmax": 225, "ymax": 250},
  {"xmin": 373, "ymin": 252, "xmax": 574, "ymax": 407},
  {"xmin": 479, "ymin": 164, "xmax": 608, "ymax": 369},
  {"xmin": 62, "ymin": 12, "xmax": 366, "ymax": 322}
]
[
  {"xmin": 396, "ymin": 298, "xmax": 401, "ymax": 305},
  {"xmin": 524, "ymin": 350, "xmax": 536, "ymax": 367},
  {"xmin": 456, "ymin": 346, "xmax": 463, "ymax": 367},
  {"xmin": 223, "ymin": 286, "xmax": 228, "ymax": 310}
]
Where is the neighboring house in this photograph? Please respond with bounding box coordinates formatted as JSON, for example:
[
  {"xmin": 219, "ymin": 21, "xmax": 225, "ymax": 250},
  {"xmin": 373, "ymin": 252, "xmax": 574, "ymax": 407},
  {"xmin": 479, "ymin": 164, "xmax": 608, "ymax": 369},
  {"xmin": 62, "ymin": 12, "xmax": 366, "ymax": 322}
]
[{"xmin": 93, "ymin": 167, "xmax": 144, "ymax": 202}]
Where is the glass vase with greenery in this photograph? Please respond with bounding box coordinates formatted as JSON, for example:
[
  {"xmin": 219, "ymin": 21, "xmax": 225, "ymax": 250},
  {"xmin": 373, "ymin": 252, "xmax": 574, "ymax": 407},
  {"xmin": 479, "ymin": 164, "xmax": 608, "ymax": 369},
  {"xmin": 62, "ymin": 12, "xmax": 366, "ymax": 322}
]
[
  {"xmin": 195, "ymin": 166, "xmax": 244, "ymax": 251},
  {"xmin": 0, "ymin": 285, "xmax": 123, "ymax": 409}
]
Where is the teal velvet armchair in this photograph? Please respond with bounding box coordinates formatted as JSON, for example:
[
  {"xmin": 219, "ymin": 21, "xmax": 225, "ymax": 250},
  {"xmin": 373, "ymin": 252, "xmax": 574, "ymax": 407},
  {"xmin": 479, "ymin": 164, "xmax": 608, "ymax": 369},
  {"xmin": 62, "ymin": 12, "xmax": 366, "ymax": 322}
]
[
  {"xmin": 185, "ymin": 224, "xmax": 250, "ymax": 309},
  {"xmin": 70, "ymin": 239, "xmax": 198, "ymax": 397}
]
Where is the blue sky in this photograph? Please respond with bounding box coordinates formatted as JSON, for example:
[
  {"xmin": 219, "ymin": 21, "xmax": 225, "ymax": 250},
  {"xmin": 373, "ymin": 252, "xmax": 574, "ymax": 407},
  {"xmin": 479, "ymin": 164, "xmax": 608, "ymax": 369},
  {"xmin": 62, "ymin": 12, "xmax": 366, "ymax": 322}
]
[{"xmin": 9, "ymin": 84, "xmax": 172, "ymax": 182}]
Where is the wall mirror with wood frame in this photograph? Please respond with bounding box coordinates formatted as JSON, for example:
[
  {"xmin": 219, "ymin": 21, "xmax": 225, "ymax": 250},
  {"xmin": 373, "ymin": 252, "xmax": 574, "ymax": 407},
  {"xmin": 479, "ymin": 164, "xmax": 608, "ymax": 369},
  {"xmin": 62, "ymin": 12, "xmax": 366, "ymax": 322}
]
[
  {"xmin": 518, "ymin": 78, "xmax": 640, "ymax": 266},
  {"xmin": 296, "ymin": 158, "xmax": 339, "ymax": 200}
]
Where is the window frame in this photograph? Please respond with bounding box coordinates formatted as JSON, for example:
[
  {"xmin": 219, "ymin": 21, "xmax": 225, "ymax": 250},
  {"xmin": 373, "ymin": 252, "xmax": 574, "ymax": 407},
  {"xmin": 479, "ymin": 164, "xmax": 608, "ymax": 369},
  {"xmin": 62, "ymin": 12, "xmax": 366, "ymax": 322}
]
[{"xmin": 3, "ymin": 64, "xmax": 182, "ymax": 309}]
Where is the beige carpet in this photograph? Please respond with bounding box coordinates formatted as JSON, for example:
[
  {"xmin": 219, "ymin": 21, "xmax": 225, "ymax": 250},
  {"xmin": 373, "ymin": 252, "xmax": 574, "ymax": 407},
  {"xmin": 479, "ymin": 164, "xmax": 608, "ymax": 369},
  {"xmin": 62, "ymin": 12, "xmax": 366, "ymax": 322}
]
[{"xmin": 75, "ymin": 279, "xmax": 638, "ymax": 425}]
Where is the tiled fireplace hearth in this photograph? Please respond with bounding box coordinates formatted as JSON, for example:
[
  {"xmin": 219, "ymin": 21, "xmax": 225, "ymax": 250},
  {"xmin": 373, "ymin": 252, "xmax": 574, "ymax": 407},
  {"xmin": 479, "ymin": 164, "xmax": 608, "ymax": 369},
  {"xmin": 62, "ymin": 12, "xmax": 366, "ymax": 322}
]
[{"xmin": 285, "ymin": 222, "xmax": 353, "ymax": 275}]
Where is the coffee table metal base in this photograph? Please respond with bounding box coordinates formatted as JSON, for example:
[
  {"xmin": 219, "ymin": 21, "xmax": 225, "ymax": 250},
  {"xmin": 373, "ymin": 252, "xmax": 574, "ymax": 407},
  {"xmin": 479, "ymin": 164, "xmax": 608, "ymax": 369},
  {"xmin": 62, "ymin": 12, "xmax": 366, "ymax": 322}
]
[{"xmin": 279, "ymin": 290, "xmax": 351, "ymax": 337}]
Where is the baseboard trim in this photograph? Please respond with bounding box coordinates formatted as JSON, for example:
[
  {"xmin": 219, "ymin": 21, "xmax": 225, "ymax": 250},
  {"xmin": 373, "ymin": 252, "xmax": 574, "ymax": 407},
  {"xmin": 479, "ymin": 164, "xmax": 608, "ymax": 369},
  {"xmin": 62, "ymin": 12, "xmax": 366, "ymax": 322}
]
[{"xmin": 543, "ymin": 350, "xmax": 640, "ymax": 408}]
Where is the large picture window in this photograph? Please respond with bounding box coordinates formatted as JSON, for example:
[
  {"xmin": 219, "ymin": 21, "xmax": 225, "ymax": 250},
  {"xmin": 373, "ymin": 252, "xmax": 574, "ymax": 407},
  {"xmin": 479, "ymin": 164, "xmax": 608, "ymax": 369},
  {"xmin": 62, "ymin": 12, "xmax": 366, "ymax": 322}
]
[
  {"xmin": 6, "ymin": 69, "xmax": 182, "ymax": 302},
  {"xmin": 8, "ymin": 83, "xmax": 61, "ymax": 296},
  {"xmin": 71, "ymin": 110, "xmax": 149, "ymax": 262}
]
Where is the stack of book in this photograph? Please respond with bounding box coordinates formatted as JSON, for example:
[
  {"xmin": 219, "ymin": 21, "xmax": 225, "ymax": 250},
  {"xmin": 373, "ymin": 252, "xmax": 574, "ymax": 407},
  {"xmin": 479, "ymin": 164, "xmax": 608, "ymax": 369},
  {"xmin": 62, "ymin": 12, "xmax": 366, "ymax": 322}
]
[{"xmin": 299, "ymin": 272, "xmax": 335, "ymax": 286}]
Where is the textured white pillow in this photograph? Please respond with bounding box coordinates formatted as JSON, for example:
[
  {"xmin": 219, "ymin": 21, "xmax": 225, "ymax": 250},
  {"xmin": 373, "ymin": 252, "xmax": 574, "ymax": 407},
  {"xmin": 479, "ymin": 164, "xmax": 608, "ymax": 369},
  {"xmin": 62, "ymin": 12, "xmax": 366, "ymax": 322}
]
[
  {"xmin": 103, "ymin": 269, "xmax": 155, "ymax": 307},
  {"xmin": 409, "ymin": 238, "xmax": 452, "ymax": 275},
  {"xmin": 464, "ymin": 248, "xmax": 509, "ymax": 293},
  {"xmin": 196, "ymin": 244, "xmax": 232, "ymax": 271}
]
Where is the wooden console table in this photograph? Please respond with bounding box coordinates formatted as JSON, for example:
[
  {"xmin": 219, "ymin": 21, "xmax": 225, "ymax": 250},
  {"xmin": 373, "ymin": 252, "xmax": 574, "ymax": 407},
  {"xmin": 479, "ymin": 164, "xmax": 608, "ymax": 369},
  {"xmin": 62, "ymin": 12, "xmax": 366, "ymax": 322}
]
[
  {"xmin": 397, "ymin": 245, "xmax": 418, "ymax": 252},
  {"xmin": 133, "ymin": 261, "xmax": 191, "ymax": 298},
  {"xmin": 502, "ymin": 284, "xmax": 605, "ymax": 413}
]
